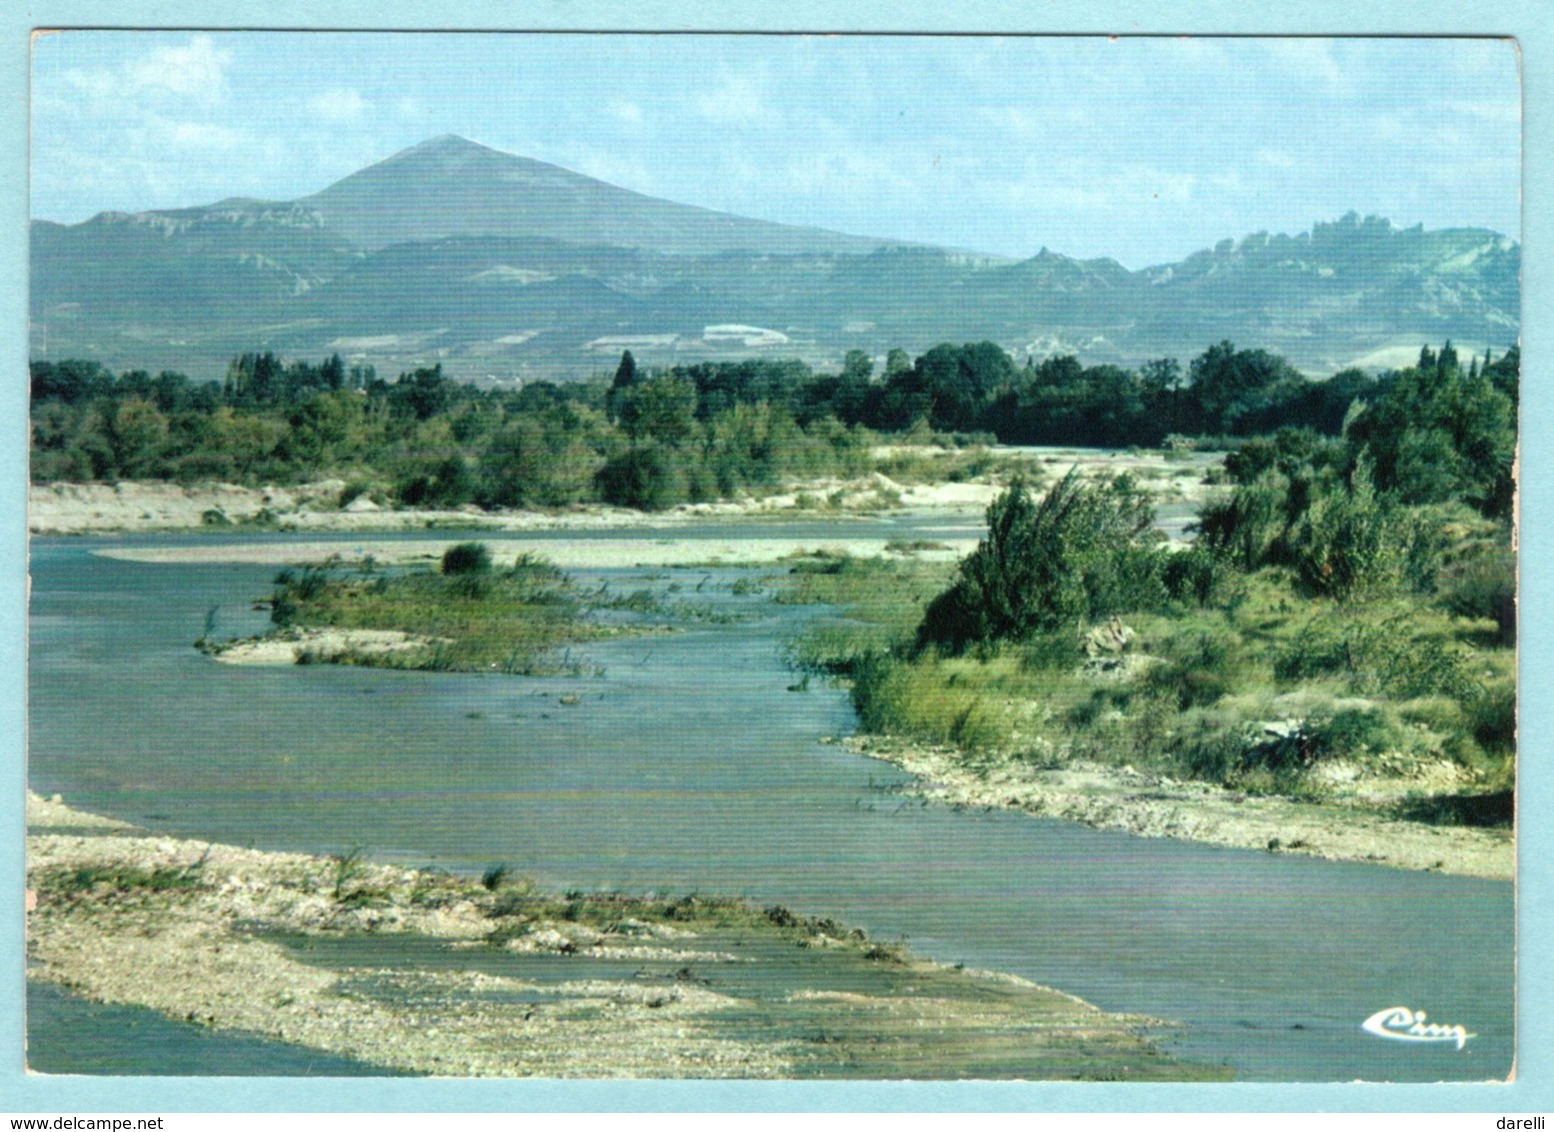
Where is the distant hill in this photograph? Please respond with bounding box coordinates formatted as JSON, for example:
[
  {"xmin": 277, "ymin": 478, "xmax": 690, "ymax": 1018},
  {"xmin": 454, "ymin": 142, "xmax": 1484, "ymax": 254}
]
[{"xmin": 29, "ymin": 135, "xmax": 1519, "ymax": 383}]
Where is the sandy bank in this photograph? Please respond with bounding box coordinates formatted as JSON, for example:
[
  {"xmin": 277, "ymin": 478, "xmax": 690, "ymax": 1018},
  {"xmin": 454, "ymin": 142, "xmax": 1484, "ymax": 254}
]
[
  {"xmin": 97, "ymin": 534, "xmax": 978, "ymax": 571},
  {"xmin": 206, "ymin": 627, "xmax": 447, "ymax": 666},
  {"xmin": 846, "ymin": 737, "xmax": 1513, "ymax": 881},
  {"xmin": 29, "ymin": 448, "xmax": 1214, "ymax": 536},
  {"xmin": 28, "ymin": 475, "xmax": 985, "ymax": 537},
  {"xmin": 26, "ymin": 793, "xmax": 1218, "ymax": 1080}
]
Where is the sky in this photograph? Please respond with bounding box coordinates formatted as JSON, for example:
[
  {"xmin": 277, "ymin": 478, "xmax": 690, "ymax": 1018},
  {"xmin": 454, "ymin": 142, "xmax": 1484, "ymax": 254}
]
[{"xmin": 29, "ymin": 32, "xmax": 1522, "ymax": 268}]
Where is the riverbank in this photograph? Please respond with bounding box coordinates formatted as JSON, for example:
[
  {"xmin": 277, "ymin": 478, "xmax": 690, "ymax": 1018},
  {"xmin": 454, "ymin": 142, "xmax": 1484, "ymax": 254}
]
[
  {"xmin": 845, "ymin": 736, "xmax": 1513, "ymax": 881},
  {"xmin": 95, "ymin": 534, "xmax": 976, "ymax": 571},
  {"xmin": 27, "ymin": 445, "xmax": 1215, "ymax": 536},
  {"xmin": 26, "ymin": 792, "xmax": 1225, "ymax": 1080},
  {"xmin": 27, "ymin": 476, "xmax": 934, "ymax": 536}
]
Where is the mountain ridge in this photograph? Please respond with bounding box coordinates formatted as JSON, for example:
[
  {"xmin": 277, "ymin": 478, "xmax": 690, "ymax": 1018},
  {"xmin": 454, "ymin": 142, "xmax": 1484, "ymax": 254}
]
[{"xmin": 29, "ymin": 135, "xmax": 1519, "ymax": 383}]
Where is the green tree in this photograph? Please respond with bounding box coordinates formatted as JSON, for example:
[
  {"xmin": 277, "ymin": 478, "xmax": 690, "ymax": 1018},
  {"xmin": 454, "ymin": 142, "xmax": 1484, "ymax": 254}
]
[
  {"xmin": 595, "ymin": 445, "xmax": 688, "ymax": 511},
  {"xmin": 618, "ymin": 375, "xmax": 699, "ymax": 446},
  {"xmin": 106, "ymin": 398, "xmax": 170, "ymax": 478},
  {"xmin": 1187, "ymin": 341, "xmax": 1303, "ymax": 434},
  {"xmin": 613, "ymin": 350, "xmax": 638, "ymax": 389}
]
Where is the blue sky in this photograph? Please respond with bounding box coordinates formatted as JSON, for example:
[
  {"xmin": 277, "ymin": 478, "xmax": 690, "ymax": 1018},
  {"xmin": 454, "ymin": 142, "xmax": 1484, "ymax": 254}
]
[{"xmin": 30, "ymin": 32, "xmax": 1521, "ymax": 267}]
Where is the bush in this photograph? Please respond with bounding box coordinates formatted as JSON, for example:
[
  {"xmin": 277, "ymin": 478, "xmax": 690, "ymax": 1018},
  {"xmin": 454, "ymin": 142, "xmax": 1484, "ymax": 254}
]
[
  {"xmin": 848, "ymin": 652, "xmax": 1010, "ymax": 752},
  {"xmin": 397, "ymin": 456, "xmax": 476, "ymax": 509},
  {"xmin": 595, "ymin": 446, "xmax": 688, "ymax": 511},
  {"xmin": 1197, "ymin": 470, "xmax": 1292, "ymax": 571},
  {"xmin": 1288, "ymin": 467, "xmax": 1407, "ymax": 600},
  {"xmin": 441, "ymin": 542, "xmax": 493, "ymax": 576},
  {"xmin": 1275, "ymin": 608, "xmax": 1478, "ymax": 700},
  {"xmin": 1437, "ymin": 548, "xmax": 1516, "ymax": 645},
  {"xmin": 1021, "ymin": 630, "xmax": 1083, "ymax": 672},
  {"xmin": 916, "ymin": 471, "xmax": 1167, "ymax": 654},
  {"xmin": 1306, "ymin": 706, "xmax": 1398, "ymax": 760},
  {"xmin": 788, "ymin": 551, "xmax": 863, "ymax": 577},
  {"xmin": 1161, "ymin": 710, "xmax": 1255, "ymax": 781},
  {"xmin": 1467, "ymin": 682, "xmax": 1516, "ymax": 755},
  {"xmin": 1395, "ymin": 790, "xmax": 1513, "ymax": 828},
  {"xmin": 1162, "ymin": 544, "xmax": 1228, "ymax": 606},
  {"xmin": 338, "ymin": 481, "xmax": 372, "ymax": 508},
  {"xmin": 1138, "ymin": 628, "xmax": 1244, "ymax": 709}
]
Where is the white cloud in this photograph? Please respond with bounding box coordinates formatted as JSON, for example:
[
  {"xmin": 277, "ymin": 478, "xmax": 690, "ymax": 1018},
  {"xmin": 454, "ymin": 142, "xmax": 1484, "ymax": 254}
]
[
  {"xmin": 308, "ymin": 88, "xmax": 371, "ymax": 123},
  {"xmin": 1449, "ymin": 37, "xmax": 1519, "ymax": 78},
  {"xmin": 55, "ymin": 34, "xmax": 232, "ymax": 113},
  {"xmin": 1167, "ymin": 36, "xmax": 1233, "ymax": 69},
  {"xmin": 62, "ymin": 67, "xmax": 117, "ymax": 101},
  {"xmin": 981, "ymin": 157, "xmax": 1199, "ymax": 217},
  {"xmin": 1256, "ymin": 147, "xmax": 1297, "ymax": 169},
  {"xmin": 776, "ymin": 150, "xmax": 924, "ymax": 202},
  {"xmin": 976, "ymin": 106, "xmax": 1046, "ymax": 140},
  {"xmin": 126, "ymin": 34, "xmax": 231, "ymax": 106}
]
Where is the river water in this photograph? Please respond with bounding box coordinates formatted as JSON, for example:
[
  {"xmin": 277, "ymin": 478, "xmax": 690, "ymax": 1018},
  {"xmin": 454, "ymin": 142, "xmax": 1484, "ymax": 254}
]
[{"xmin": 27, "ymin": 522, "xmax": 1514, "ymax": 1081}]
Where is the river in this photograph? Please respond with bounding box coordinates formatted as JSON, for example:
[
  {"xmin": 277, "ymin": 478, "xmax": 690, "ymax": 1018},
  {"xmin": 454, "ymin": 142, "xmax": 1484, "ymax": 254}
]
[{"xmin": 26, "ymin": 522, "xmax": 1514, "ymax": 1082}]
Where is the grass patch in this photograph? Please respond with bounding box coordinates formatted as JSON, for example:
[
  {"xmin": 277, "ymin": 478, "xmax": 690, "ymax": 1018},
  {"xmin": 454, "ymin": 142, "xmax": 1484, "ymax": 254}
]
[
  {"xmin": 37, "ymin": 854, "xmax": 209, "ymax": 901},
  {"xmin": 871, "ymin": 445, "xmax": 1027, "ymax": 486},
  {"xmin": 268, "ymin": 553, "xmax": 605, "ymax": 675}
]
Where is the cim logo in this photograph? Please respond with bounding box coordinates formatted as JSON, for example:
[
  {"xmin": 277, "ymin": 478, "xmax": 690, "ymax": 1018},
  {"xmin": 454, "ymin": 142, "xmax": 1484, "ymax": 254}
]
[{"xmin": 1362, "ymin": 1006, "xmax": 1475, "ymax": 1050}]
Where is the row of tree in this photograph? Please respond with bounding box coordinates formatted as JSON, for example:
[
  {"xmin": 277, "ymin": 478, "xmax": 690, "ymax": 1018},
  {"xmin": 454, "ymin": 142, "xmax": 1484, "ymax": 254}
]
[
  {"xmin": 606, "ymin": 339, "xmax": 1516, "ymax": 447},
  {"xmin": 31, "ymin": 339, "xmax": 1518, "ymax": 516}
]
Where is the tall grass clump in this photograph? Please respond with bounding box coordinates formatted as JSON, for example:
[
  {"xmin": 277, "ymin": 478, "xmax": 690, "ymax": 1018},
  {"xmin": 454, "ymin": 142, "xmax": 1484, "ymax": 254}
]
[{"xmin": 849, "ymin": 652, "xmax": 1013, "ymax": 753}]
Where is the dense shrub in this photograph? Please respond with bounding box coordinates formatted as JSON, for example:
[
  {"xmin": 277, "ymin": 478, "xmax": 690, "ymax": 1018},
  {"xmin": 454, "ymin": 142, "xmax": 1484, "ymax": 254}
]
[
  {"xmin": 441, "ymin": 542, "xmax": 493, "ymax": 576},
  {"xmin": 1468, "ymin": 682, "xmax": 1517, "ymax": 755},
  {"xmin": 1197, "ymin": 471, "xmax": 1294, "ymax": 571},
  {"xmin": 1437, "ymin": 547, "xmax": 1517, "ymax": 645},
  {"xmin": 1275, "ymin": 608, "xmax": 1478, "ymax": 701},
  {"xmin": 1141, "ymin": 630, "xmax": 1243, "ymax": 709},
  {"xmin": 1305, "ymin": 706, "xmax": 1398, "ymax": 760},
  {"xmin": 595, "ymin": 446, "xmax": 688, "ymax": 511},
  {"xmin": 1287, "ymin": 466, "xmax": 1407, "ymax": 600},
  {"xmin": 1161, "ymin": 543, "xmax": 1230, "ymax": 606},
  {"xmin": 916, "ymin": 472, "xmax": 1167, "ymax": 653},
  {"xmin": 847, "ymin": 652, "xmax": 1009, "ymax": 751},
  {"xmin": 397, "ymin": 455, "xmax": 476, "ymax": 508}
]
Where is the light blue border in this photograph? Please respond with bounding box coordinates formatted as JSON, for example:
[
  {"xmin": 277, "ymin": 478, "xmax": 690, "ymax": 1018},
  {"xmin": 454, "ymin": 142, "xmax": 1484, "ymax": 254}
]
[{"xmin": 3, "ymin": 0, "xmax": 1547, "ymax": 1114}]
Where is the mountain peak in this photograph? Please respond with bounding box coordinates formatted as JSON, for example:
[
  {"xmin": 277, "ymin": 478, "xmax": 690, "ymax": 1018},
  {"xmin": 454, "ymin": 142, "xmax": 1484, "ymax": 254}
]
[
  {"xmin": 299, "ymin": 135, "xmax": 894, "ymax": 256},
  {"xmin": 414, "ymin": 132, "xmax": 478, "ymax": 148},
  {"xmin": 388, "ymin": 134, "xmax": 499, "ymax": 160}
]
